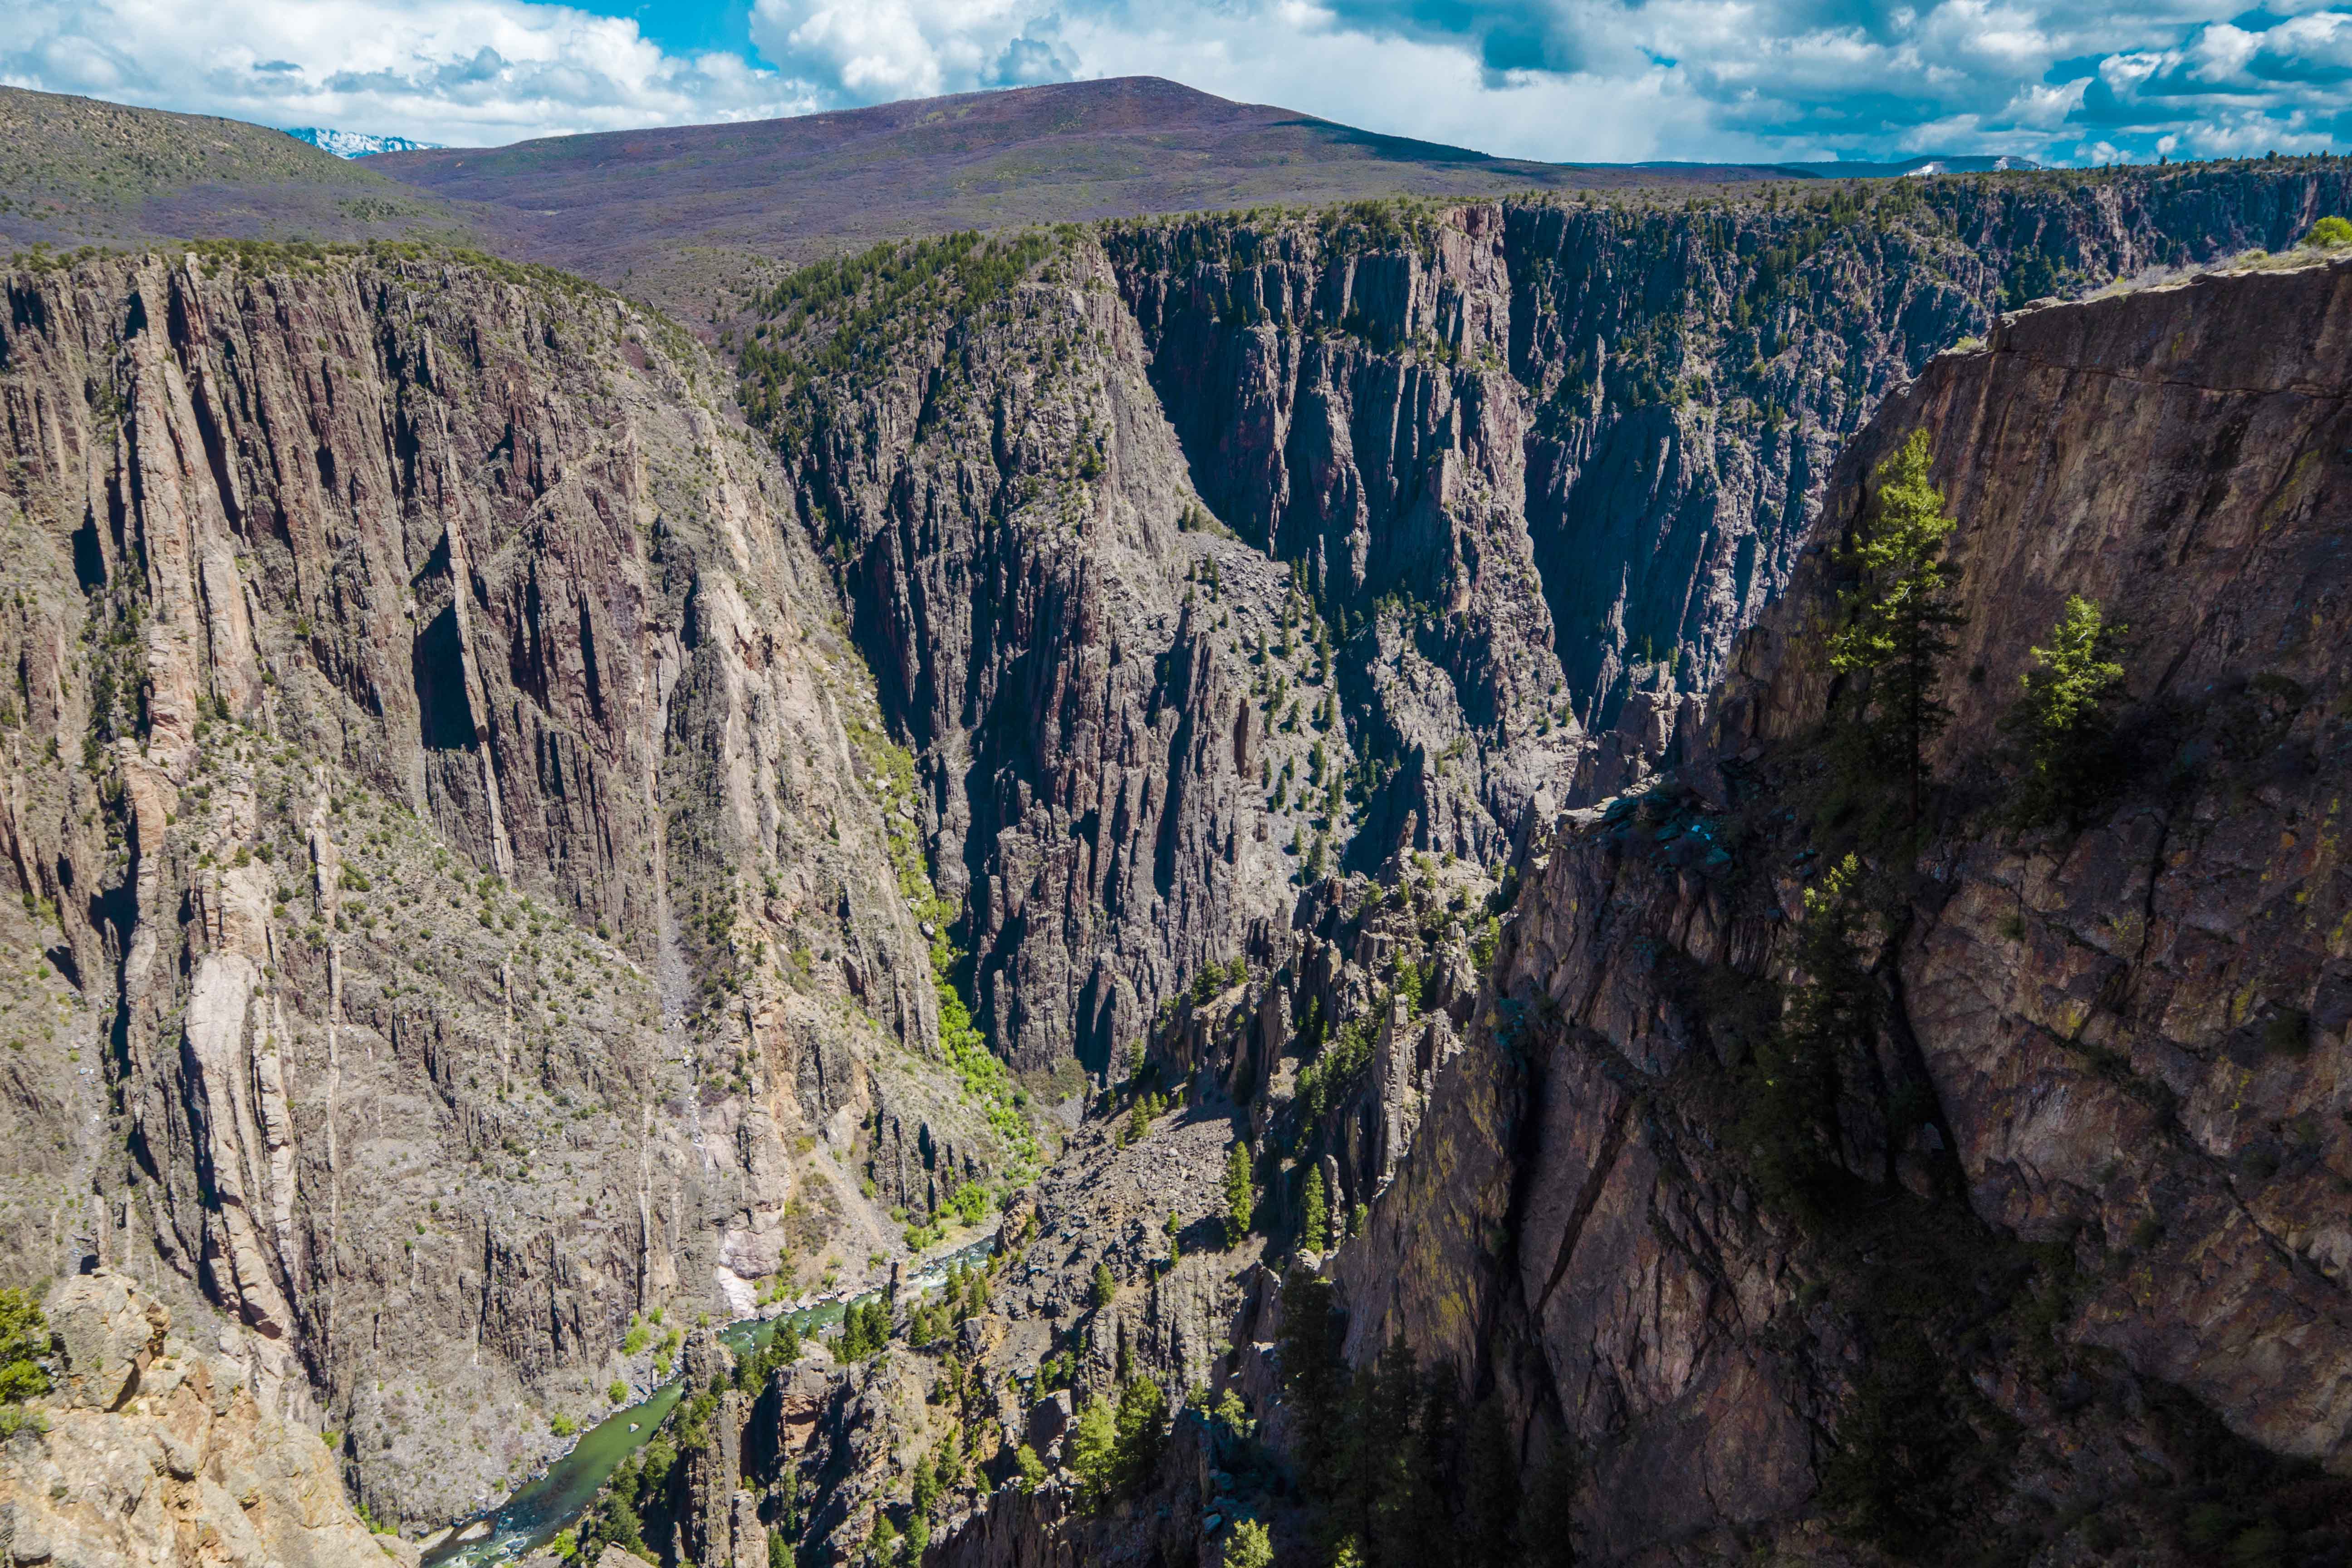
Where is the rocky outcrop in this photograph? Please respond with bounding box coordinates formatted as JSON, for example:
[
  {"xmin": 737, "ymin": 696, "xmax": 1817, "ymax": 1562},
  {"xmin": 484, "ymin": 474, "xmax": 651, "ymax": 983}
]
[
  {"xmin": 766, "ymin": 232, "xmax": 1545, "ymax": 1078},
  {"xmin": 0, "ymin": 1269, "xmax": 417, "ymax": 1568},
  {"xmin": 760, "ymin": 162, "xmax": 2352, "ymax": 1091},
  {"xmin": 0, "ymin": 247, "xmax": 1004, "ymax": 1529},
  {"xmin": 1323, "ymin": 251, "xmax": 2352, "ymax": 1558}
]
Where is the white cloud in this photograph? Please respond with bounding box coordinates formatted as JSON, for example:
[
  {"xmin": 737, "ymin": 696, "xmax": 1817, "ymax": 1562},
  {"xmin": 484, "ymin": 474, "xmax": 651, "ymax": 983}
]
[
  {"xmin": 747, "ymin": 0, "xmax": 1071, "ymax": 102},
  {"xmin": 1999, "ymin": 77, "xmax": 2090, "ymax": 129},
  {"xmin": 0, "ymin": 0, "xmax": 2342, "ymax": 164},
  {"xmin": 1059, "ymin": 0, "xmax": 1724, "ymax": 162},
  {"xmin": 0, "ymin": 0, "xmax": 817, "ymax": 147}
]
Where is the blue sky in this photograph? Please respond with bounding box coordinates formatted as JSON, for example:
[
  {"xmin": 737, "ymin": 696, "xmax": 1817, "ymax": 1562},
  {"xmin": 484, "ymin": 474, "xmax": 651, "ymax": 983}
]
[{"xmin": 4, "ymin": 0, "xmax": 2346, "ymax": 165}]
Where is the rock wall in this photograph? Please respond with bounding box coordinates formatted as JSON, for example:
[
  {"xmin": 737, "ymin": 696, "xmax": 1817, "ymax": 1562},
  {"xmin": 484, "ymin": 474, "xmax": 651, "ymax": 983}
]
[
  {"xmin": 0, "ymin": 248, "xmax": 1000, "ymax": 1529},
  {"xmin": 762, "ymin": 161, "xmax": 2352, "ymax": 1086},
  {"xmin": 1326, "ymin": 252, "xmax": 2352, "ymax": 1557},
  {"xmin": 770, "ymin": 233, "xmax": 1562, "ymax": 1079},
  {"xmin": 0, "ymin": 1269, "xmax": 418, "ymax": 1568}
]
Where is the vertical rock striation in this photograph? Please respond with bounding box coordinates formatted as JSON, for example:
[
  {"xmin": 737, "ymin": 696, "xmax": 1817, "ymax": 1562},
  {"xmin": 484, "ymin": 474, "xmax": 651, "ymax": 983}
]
[
  {"xmin": 759, "ymin": 161, "xmax": 2352, "ymax": 1088},
  {"xmin": 0, "ymin": 248, "xmax": 999, "ymax": 1527}
]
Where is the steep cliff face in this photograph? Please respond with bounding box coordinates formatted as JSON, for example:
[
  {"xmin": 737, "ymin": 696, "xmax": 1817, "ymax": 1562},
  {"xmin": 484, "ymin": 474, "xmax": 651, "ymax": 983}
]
[
  {"xmin": 757, "ymin": 230, "xmax": 1570, "ymax": 1080},
  {"xmin": 755, "ymin": 161, "xmax": 2352, "ymax": 1089},
  {"xmin": 538, "ymin": 185, "xmax": 2352, "ymax": 1568},
  {"xmin": 0, "ymin": 246, "xmax": 1006, "ymax": 1529},
  {"xmin": 1, "ymin": 1269, "xmax": 416, "ymax": 1568},
  {"xmin": 1110, "ymin": 167, "xmax": 2352, "ymax": 735},
  {"xmin": 1326, "ymin": 251, "xmax": 2352, "ymax": 1559}
]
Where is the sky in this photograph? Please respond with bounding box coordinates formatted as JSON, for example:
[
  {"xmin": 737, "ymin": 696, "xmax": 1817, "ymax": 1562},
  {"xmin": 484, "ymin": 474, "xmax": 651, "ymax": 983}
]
[{"xmin": 2, "ymin": 0, "xmax": 2346, "ymax": 166}]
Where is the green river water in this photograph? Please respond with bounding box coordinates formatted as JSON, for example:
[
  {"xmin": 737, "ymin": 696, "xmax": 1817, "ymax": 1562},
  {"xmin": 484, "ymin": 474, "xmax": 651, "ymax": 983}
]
[{"xmin": 421, "ymin": 1236, "xmax": 995, "ymax": 1567}]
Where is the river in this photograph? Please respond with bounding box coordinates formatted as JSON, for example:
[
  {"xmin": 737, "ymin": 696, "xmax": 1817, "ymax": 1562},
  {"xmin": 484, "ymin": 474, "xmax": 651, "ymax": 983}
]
[{"xmin": 420, "ymin": 1235, "xmax": 996, "ymax": 1567}]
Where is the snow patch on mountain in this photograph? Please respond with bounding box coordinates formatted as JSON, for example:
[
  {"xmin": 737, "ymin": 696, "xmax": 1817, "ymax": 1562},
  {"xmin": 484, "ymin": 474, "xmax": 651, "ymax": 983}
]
[{"xmin": 284, "ymin": 127, "xmax": 440, "ymax": 158}]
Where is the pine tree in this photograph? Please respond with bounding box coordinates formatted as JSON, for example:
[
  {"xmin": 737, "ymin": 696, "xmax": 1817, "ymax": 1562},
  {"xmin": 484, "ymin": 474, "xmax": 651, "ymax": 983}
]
[
  {"xmin": 838, "ymin": 1299, "xmax": 890, "ymax": 1359},
  {"xmin": 1300, "ymin": 1165, "xmax": 1330, "ymax": 1253},
  {"xmin": 2000, "ymin": 594, "xmax": 2128, "ymax": 829},
  {"xmin": 1224, "ymin": 1139, "xmax": 1255, "ymax": 1245},
  {"xmin": 1517, "ymin": 1438, "xmax": 1579, "ymax": 1568},
  {"xmin": 1277, "ymin": 1269, "xmax": 1343, "ymax": 1488},
  {"xmin": 1357, "ymin": 1342, "xmax": 1438, "ymax": 1568},
  {"xmin": 1827, "ymin": 429, "xmax": 1966, "ymax": 829},
  {"xmin": 1070, "ymin": 1393, "xmax": 1119, "ymax": 1508},
  {"xmin": 1223, "ymin": 1519, "xmax": 1274, "ymax": 1568},
  {"xmin": 1112, "ymin": 1377, "xmax": 1169, "ymax": 1493},
  {"xmin": 1742, "ymin": 851, "xmax": 1875, "ymax": 1216}
]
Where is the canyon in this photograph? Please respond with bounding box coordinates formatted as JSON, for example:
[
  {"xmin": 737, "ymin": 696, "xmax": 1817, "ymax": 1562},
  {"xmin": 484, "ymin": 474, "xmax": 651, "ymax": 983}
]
[{"xmin": 0, "ymin": 99, "xmax": 2347, "ymax": 1568}]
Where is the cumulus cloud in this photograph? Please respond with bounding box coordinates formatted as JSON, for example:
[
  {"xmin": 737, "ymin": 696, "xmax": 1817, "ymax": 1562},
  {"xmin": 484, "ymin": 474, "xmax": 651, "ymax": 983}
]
[
  {"xmin": 747, "ymin": 0, "xmax": 1076, "ymax": 103},
  {"xmin": 0, "ymin": 0, "xmax": 818, "ymax": 146},
  {"xmin": 0, "ymin": 0, "xmax": 2343, "ymax": 163}
]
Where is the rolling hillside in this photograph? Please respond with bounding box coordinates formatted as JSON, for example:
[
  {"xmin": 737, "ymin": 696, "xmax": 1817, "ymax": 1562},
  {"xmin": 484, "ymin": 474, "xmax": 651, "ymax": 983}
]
[
  {"xmin": 0, "ymin": 86, "xmax": 472, "ymax": 253},
  {"xmin": 366, "ymin": 76, "xmax": 1796, "ymax": 313}
]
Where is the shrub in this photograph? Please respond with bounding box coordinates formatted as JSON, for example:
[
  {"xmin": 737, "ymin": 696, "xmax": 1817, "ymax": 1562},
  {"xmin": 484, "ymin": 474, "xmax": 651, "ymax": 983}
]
[
  {"xmin": 1469, "ymin": 915, "xmax": 1500, "ymax": 972},
  {"xmin": 1223, "ymin": 1519, "xmax": 1274, "ymax": 1568},
  {"xmin": 1014, "ymin": 1443, "xmax": 1048, "ymax": 1490},
  {"xmin": 2301, "ymin": 215, "xmax": 2352, "ymax": 248},
  {"xmin": 2000, "ymin": 595, "xmax": 2128, "ymax": 830},
  {"xmin": 608, "ymin": 1380, "xmax": 628, "ymax": 1405},
  {"xmin": 0, "ymin": 1289, "xmax": 50, "ymax": 1433}
]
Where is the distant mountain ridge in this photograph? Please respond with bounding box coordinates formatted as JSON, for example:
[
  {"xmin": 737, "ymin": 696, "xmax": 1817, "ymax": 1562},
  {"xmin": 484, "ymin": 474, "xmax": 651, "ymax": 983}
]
[
  {"xmin": 6, "ymin": 76, "xmax": 2060, "ymax": 323},
  {"xmin": 360, "ymin": 76, "xmax": 1811, "ymax": 309},
  {"xmin": 284, "ymin": 126, "xmax": 442, "ymax": 158},
  {"xmin": 1778, "ymin": 153, "xmax": 2043, "ymax": 177}
]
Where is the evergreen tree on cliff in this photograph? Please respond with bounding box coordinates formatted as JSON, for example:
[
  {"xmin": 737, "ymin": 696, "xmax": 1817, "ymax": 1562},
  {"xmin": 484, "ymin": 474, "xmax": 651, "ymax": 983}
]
[{"xmin": 1828, "ymin": 430, "xmax": 1965, "ymax": 830}]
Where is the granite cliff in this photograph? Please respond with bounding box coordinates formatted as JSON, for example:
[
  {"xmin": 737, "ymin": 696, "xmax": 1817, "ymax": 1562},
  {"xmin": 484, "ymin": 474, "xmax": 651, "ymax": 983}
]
[
  {"xmin": 1, "ymin": 1269, "xmax": 414, "ymax": 1568},
  {"xmin": 723, "ymin": 221, "xmax": 2352, "ymax": 1568},
  {"xmin": 1308, "ymin": 246, "xmax": 2352, "ymax": 1561},
  {"xmin": 1, "ymin": 151, "xmax": 2349, "ymax": 1568},
  {"xmin": 0, "ymin": 244, "xmax": 1016, "ymax": 1531},
  {"xmin": 574, "ymin": 191, "xmax": 2352, "ymax": 1568},
  {"xmin": 742, "ymin": 159, "xmax": 2351, "ymax": 1090}
]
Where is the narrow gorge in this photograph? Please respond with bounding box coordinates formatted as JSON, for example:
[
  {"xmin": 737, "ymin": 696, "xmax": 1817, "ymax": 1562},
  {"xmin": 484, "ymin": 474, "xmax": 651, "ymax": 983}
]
[{"xmin": 0, "ymin": 146, "xmax": 2348, "ymax": 1568}]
